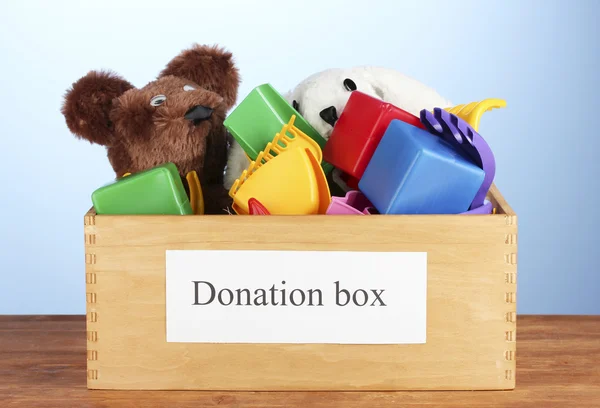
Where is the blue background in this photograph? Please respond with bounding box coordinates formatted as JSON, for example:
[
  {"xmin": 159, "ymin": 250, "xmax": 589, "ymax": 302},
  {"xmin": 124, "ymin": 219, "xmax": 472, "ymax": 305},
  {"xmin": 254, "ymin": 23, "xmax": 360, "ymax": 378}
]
[{"xmin": 0, "ymin": 0, "xmax": 597, "ymax": 314}]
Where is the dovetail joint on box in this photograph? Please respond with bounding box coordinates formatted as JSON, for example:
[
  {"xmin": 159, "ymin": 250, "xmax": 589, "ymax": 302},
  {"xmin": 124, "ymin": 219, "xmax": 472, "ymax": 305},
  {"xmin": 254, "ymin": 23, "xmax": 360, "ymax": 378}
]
[
  {"xmin": 503, "ymin": 219, "xmax": 517, "ymax": 386},
  {"xmin": 87, "ymin": 370, "xmax": 98, "ymax": 380},
  {"xmin": 85, "ymin": 214, "xmax": 98, "ymax": 383}
]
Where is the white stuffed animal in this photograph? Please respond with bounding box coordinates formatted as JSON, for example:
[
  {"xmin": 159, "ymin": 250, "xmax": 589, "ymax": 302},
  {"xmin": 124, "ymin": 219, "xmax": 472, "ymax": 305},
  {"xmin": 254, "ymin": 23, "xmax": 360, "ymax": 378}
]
[{"xmin": 224, "ymin": 66, "xmax": 453, "ymax": 190}]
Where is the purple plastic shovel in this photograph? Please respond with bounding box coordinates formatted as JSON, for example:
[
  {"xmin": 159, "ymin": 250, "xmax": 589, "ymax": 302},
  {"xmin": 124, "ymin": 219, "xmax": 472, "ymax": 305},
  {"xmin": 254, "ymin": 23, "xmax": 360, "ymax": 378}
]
[{"xmin": 420, "ymin": 108, "xmax": 496, "ymax": 211}]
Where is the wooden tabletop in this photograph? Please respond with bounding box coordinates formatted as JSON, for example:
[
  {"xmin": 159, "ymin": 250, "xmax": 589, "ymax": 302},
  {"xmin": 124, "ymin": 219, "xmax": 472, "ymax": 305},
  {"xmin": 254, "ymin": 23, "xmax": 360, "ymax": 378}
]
[{"xmin": 0, "ymin": 315, "xmax": 598, "ymax": 407}]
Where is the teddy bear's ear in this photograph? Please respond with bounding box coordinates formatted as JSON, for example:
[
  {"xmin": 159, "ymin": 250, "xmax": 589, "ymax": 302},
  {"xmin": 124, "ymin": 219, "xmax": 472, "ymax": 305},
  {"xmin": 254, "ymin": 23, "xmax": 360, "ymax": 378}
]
[
  {"xmin": 61, "ymin": 70, "xmax": 134, "ymax": 146},
  {"xmin": 159, "ymin": 44, "xmax": 240, "ymax": 110}
]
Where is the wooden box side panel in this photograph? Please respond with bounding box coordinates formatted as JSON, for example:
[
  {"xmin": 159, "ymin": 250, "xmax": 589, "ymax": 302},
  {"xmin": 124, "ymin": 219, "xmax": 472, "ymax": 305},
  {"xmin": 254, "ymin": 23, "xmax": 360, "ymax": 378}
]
[
  {"xmin": 83, "ymin": 187, "xmax": 517, "ymax": 391},
  {"xmin": 84, "ymin": 213, "xmax": 99, "ymax": 383},
  {"xmin": 487, "ymin": 184, "xmax": 516, "ymax": 217}
]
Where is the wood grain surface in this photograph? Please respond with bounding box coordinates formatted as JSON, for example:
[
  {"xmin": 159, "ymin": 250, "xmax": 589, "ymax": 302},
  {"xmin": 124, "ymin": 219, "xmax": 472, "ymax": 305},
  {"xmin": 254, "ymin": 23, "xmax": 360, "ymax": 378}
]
[
  {"xmin": 82, "ymin": 185, "xmax": 517, "ymax": 390},
  {"xmin": 1, "ymin": 315, "xmax": 599, "ymax": 407}
]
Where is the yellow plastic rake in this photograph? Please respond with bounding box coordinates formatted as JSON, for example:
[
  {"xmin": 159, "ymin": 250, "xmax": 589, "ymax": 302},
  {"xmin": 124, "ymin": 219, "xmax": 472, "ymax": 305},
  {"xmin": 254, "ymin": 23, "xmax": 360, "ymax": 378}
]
[{"xmin": 261, "ymin": 115, "xmax": 323, "ymax": 163}]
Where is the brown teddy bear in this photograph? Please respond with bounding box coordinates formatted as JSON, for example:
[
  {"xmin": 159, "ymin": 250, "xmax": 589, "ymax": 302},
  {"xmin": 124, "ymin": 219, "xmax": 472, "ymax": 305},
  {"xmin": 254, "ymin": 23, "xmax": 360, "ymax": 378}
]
[{"xmin": 61, "ymin": 44, "xmax": 240, "ymax": 214}]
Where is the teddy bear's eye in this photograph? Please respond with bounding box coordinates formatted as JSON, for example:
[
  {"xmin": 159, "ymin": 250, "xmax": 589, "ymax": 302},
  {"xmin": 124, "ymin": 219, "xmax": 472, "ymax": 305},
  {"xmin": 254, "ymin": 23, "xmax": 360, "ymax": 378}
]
[
  {"xmin": 293, "ymin": 100, "xmax": 300, "ymax": 111},
  {"xmin": 150, "ymin": 95, "xmax": 167, "ymax": 106},
  {"xmin": 343, "ymin": 78, "xmax": 357, "ymax": 92},
  {"xmin": 183, "ymin": 85, "xmax": 195, "ymax": 91}
]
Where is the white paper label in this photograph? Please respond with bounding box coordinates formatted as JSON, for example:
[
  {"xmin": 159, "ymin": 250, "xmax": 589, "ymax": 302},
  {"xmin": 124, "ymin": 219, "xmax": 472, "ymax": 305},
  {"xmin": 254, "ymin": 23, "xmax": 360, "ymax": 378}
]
[{"xmin": 165, "ymin": 250, "xmax": 427, "ymax": 344}]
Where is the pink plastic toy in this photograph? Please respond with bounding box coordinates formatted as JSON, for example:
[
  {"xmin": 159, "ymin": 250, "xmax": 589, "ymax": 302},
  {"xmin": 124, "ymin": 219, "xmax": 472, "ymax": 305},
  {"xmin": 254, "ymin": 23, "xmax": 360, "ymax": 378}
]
[{"xmin": 326, "ymin": 190, "xmax": 376, "ymax": 215}]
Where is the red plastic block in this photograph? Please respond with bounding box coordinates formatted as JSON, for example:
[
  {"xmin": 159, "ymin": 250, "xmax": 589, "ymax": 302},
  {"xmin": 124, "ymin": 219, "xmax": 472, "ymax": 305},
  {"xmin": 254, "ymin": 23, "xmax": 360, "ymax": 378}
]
[{"xmin": 323, "ymin": 91, "xmax": 425, "ymax": 180}]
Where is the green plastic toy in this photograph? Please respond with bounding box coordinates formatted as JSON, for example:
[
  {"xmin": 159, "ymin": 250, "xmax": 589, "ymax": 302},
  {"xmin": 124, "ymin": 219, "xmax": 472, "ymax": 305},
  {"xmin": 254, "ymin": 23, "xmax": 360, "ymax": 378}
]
[
  {"xmin": 91, "ymin": 162, "xmax": 193, "ymax": 215},
  {"xmin": 224, "ymin": 83, "xmax": 333, "ymax": 174}
]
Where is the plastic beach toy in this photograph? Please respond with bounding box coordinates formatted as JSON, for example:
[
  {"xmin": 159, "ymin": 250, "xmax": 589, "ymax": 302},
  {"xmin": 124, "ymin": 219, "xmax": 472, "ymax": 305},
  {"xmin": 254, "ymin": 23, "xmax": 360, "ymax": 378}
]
[
  {"xmin": 185, "ymin": 170, "xmax": 204, "ymax": 215},
  {"xmin": 259, "ymin": 115, "xmax": 322, "ymax": 164},
  {"xmin": 91, "ymin": 162, "xmax": 193, "ymax": 215},
  {"xmin": 420, "ymin": 107, "xmax": 496, "ymax": 211},
  {"xmin": 326, "ymin": 190, "xmax": 376, "ymax": 215},
  {"xmin": 358, "ymin": 119, "xmax": 485, "ymax": 215},
  {"xmin": 248, "ymin": 198, "xmax": 271, "ymax": 215},
  {"xmin": 461, "ymin": 200, "xmax": 493, "ymax": 215},
  {"xmin": 228, "ymin": 121, "xmax": 332, "ymax": 215},
  {"xmin": 230, "ymin": 147, "xmax": 331, "ymax": 215},
  {"xmin": 323, "ymin": 91, "xmax": 425, "ymax": 181},
  {"xmin": 444, "ymin": 98, "xmax": 506, "ymax": 132},
  {"xmin": 223, "ymin": 83, "xmax": 333, "ymax": 173}
]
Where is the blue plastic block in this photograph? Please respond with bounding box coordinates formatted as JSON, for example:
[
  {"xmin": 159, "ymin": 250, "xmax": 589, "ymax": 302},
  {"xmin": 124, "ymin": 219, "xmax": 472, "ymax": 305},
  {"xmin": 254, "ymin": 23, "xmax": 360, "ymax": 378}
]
[{"xmin": 358, "ymin": 119, "xmax": 485, "ymax": 214}]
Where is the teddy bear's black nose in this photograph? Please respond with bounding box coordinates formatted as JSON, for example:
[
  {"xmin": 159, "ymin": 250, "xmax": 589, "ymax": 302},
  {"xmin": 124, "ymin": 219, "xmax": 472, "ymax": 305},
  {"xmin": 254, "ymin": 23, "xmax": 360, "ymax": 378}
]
[
  {"xmin": 319, "ymin": 106, "xmax": 338, "ymax": 127},
  {"xmin": 185, "ymin": 105, "xmax": 213, "ymax": 124}
]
